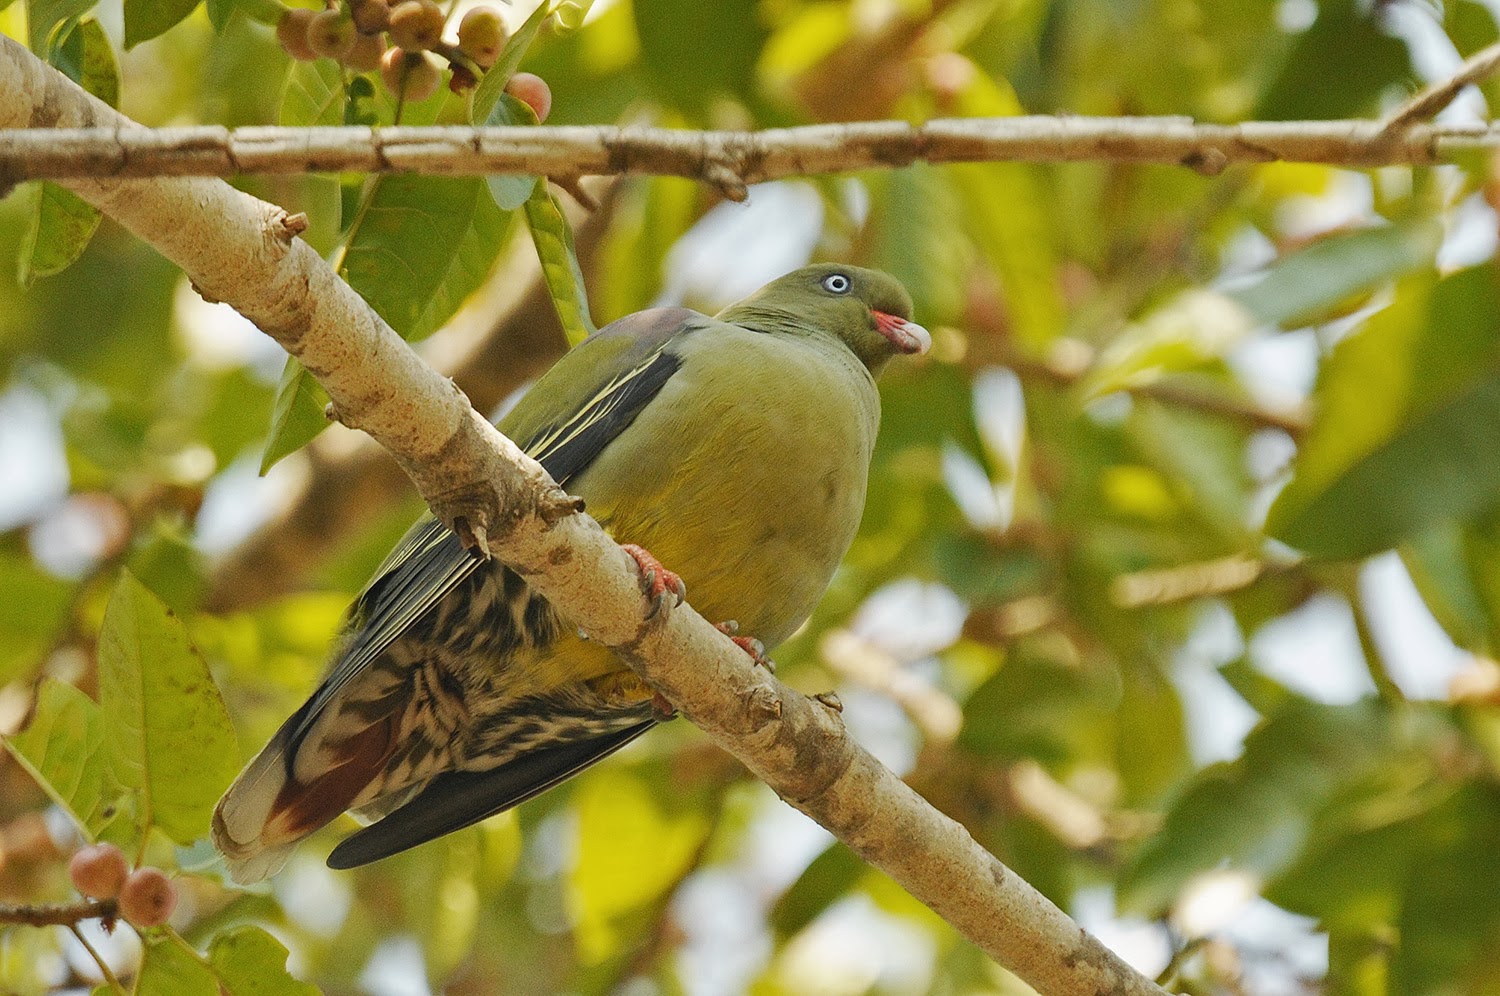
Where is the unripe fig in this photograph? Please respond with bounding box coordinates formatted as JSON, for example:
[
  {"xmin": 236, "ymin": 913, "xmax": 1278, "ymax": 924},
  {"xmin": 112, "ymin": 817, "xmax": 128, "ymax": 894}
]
[
  {"xmin": 457, "ymin": 6, "xmax": 506, "ymax": 68},
  {"xmin": 380, "ymin": 47, "xmax": 441, "ymax": 101},
  {"xmin": 387, "ymin": 0, "xmax": 444, "ymax": 51},
  {"xmin": 117, "ymin": 867, "xmax": 177, "ymax": 928},
  {"xmin": 345, "ymin": 31, "xmax": 386, "ymax": 71},
  {"xmin": 69, "ymin": 843, "xmax": 128, "ymax": 901},
  {"xmin": 307, "ymin": 9, "xmax": 357, "ymax": 59},
  {"xmin": 349, "ymin": 0, "xmax": 390, "ymax": 33},
  {"xmin": 504, "ymin": 71, "xmax": 551, "ymax": 123},
  {"xmin": 276, "ymin": 7, "xmax": 319, "ymax": 61}
]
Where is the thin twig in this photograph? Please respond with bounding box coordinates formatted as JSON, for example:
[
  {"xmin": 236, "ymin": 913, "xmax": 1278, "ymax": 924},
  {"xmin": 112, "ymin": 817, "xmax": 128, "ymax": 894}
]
[
  {"xmin": 1383, "ymin": 41, "xmax": 1500, "ymax": 132},
  {"xmin": 67, "ymin": 922, "xmax": 127, "ymax": 994},
  {"xmin": 0, "ymin": 898, "xmax": 117, "ymax": 927}
]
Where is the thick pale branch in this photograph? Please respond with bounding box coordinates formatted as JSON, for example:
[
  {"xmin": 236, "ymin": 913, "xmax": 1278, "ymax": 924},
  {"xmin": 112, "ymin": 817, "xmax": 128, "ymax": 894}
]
[
  {"xmin": 1, "ymin": 34, "xmax": 1169, "ymax": 996},
  {"xmin": 0, "ymin": 117, "xmax": 1488, "ymax": 194}
]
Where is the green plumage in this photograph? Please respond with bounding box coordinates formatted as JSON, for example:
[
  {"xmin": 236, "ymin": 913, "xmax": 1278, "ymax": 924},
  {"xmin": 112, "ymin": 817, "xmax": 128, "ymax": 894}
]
[{"xmin": 213, "ymin": 264, "xmax": 928, "ymax": 881}]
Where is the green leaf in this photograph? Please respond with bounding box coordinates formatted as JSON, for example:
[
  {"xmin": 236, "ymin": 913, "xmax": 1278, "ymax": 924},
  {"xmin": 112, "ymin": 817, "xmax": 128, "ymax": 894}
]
[
  {"xmin": 567, "ymin": 771, "xmax": 710, "ymax": 964},
  {"xmin": 124, "ymin": 0, "xmax": 201, "ymax": 47},
  {"xmin": 524, "ymin": 181, "xmax": 595, "ymax": 345},
  {"xmin": 1255, "ymin": 0, "xmax": 1412, "ymax": 121},
  {"xmin": 0, "ymin": 551, "xmax": 74, "ymax": 685},
  {"xmin": 97, "ymin": 570, "xmax": 240, "ymax": 846},
  {"xmin": 137, "ymin": 936, "xmax": 219, "ymax": 996},
  {"xmin": 281, "ymin": 58, "xmax": 345, "ymax": 127},
  {"xmin": 633, "ymin": 0, "xmax": 765, "ymax": 115},
  {"xmin": 771, "ymin": 843, "xmax": 863, "ymax": 939},
  {"xmin": 2, "ymin": 679, "xmax": 118, "ymax": 840},
  {"xmin": 27, "ymin": 0, "xmax": 98, "ymax": 54},
  {"xmin": 19, "ymin": 18, "xmax": 118, "ymax": 284},
  {"xmin": 342, "ymin": 175, "xmax": 513, "ymax": 341},
  {"xmin": 1268, "ymin": 266, "xmax": 1500, "ymax": 557},
  {"xmin": 471, "ymin": 0, "xmax": 553, "ymax": 123},
  {"xmin": 260, "ymin": 356, "xmax": 330, "ymax": 474},
  {"xmin": 208, "ymin": 925, "xmax": 323, "ymax": 995},
  {"xmin": 483, "ymin": 93, "xmax": 541, "ymax": 211},
  {"xmin": 1229, "ymin": 222, "xmax": 1443, "ymax": 329}
]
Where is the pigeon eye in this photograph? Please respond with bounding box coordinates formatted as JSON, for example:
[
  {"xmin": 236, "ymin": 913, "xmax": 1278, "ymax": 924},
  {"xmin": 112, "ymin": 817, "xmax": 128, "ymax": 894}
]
[{"xmin": 821, "ymin": 273, "xmax": 852, "ymax": 294}]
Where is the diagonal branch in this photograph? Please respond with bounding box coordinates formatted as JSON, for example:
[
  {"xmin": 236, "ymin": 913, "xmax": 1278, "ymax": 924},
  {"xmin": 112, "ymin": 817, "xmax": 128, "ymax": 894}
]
[
  {"xmin": 1382, "ymin": 40, "xmax": 1500, "ymax": 132},
  {"xmin": 0, "ymin": 34, "xmax": 1169, "ymax": 996}
]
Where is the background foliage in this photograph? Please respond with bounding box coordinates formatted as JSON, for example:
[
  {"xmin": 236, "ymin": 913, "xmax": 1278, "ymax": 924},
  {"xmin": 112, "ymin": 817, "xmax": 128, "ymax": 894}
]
[{"xmin": 4, "ymin": 0, "xmax": 1500, "ymax": 993}]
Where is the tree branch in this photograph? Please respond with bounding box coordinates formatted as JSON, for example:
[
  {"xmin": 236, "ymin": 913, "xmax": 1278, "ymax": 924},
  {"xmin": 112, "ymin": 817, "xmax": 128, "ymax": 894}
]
[
  {"xmin": 0, "ymin": 116, "xmax": 1492, "ymax": 195},
  {"xmin": 1, "ymin": 34, "xmax": 1169, "ymax": 996},
  {"xmin": 0, "ymin": 898, "xmax": 116, "ymax": 927}
]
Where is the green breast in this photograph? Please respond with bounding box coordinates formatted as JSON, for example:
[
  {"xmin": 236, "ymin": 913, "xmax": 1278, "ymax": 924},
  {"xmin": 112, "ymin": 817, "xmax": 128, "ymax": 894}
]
[{"xmin": 570, "ymin": 323, "xmax": 880, "ymax": 646}]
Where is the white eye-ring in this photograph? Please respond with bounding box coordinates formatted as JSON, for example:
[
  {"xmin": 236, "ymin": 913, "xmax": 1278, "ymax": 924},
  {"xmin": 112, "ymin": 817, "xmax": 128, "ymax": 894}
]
[{"xmin": 821, "ymin": 273, "xmax": 852, "ymax": 294}]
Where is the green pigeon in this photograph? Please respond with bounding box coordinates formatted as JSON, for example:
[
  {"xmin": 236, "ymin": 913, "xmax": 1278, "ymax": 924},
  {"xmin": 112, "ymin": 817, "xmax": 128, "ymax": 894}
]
[{"xmin": 212, "ymin": 263, "xmax": 929, "ymax": 882}]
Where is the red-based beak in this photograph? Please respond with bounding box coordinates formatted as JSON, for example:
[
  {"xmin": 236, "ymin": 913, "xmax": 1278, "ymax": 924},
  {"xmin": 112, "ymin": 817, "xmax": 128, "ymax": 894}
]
[{"xmin": 872, "ymin": 311, "xmax": 932, "ymax": 355}]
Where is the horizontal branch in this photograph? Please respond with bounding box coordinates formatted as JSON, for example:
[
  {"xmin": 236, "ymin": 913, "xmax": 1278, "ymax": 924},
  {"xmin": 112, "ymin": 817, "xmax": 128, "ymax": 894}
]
[
  {"xmin": 0, "ymin": 898, "xmax": 116, "ymax": 927},
  {"xmin": 1, "ymin": 34, "xmax": 1168, "ymax": 996},
  {"xmin": 0, "ymin": 116, "xmax": 1489, "ymax": 196}
]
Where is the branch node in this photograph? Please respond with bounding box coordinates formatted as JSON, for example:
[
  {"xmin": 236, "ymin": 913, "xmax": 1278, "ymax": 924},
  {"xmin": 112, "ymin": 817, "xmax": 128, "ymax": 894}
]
[
  {"xmin": 813, "ymin": 690, "xmax": 844, "ymax": 713},
  {"xmin": 1181, "ymin": 147, "xmax": 1228, "ymax": 176},
  {"xmin": 702, "ymin": 161, "xmax": 750, "ymax": 202},
  {"xmin": 451, "ymin": 515, "xmax": 492, "ymax": 559},
  {"xmin": 551, "ymin": 174, "xmax": 599, "ymax": 211},
  {"xmin": 275, "ymin": 210, "xmax": 310, "ymax": 242},
  {"xmin": 537, "ymin": 488, "xmax": 585, "ymax": 525},
  {"xmin": 746, "ymin": 685, "xmax": 782, "ymax": 726},
  {"xmin": 323, "ymin": 400, "xmax": 345, "ymax": 424}
]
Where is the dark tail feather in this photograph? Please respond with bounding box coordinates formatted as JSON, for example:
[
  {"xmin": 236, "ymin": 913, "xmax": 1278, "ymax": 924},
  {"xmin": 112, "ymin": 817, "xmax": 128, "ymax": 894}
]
[{"xmin": 326, "ymin": 719, "xmax": 658, "ymax": 869}]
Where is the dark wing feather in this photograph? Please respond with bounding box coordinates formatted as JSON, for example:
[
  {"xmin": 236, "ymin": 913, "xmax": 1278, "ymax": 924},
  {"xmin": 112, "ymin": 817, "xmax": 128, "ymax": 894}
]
[
  {"xmin": 325, "ymin": 720, "xmax": 657, "ymax": 868},
  {"xmin": 283, "ymin": 309, "xmax": 695, "ymax": 758}
]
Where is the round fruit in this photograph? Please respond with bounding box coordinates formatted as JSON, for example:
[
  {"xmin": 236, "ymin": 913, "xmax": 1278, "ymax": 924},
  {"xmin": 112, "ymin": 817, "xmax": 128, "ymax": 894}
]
[
  {"xmin": 387, "ymin": 0, "xmax": 444, "ymax": 51},
  {"xmin": 457, "ymin": 6, "xmax": 506, "ymax": 68},
  {"xmin": 345, "ymin": 30, "xmax": 386, "ymax": 71},
  {"xmin": 349, "ymin": 0, "xmax": 390, "ymax": 34},
  {"xmin": 504, "ymin": 71, "xmax": 551, "ymax": 123},
  {"xmin": 117, "ymin": 867, "xmax": 177, "ymax": 928},
  {"xmin": 69, "ymin": 843, "xmax": 128, "ymax": 901},
  {"xmin": 306, "ymin": 9, "xmax": 357, "ymax": 60},
  {"xmin": 276, "ymin": 8, "xmax": 319, "ymax": 61},
  {"xmin": 380, "ymin": 48, "xmax": 441, "ymax": 101}
]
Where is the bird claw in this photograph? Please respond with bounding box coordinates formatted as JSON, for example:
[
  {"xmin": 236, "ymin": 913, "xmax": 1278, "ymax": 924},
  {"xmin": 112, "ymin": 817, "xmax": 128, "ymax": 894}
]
[
  {"xmin": 623, "ymin": 544, "xmax": 686, "ymax": 621},
  {"xmin": 716, "ymin": 622, "xmax": 774, "ymax": 672},
  {"xmin": 650, "ymin": 691, "xmax": 677, "ymax": 721}
]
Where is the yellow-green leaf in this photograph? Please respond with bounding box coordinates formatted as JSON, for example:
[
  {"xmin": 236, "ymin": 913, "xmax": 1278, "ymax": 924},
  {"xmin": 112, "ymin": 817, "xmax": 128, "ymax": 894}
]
[
  {"xmin": 97, "ymin": 570, "xmax": 240, "ymax": 846},
  {"xmin": 2, "ymin": 679, "xmax": 119, "ymax": 840},
  {"xmin": 525, "ymin": 182, "xmax": 595, "ymax": 345}
]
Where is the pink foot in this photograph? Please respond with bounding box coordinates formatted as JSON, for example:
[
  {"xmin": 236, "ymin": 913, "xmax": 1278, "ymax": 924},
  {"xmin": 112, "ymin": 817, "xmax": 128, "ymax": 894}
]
[
  {"xmin": 716, "ymin": 620, "xmax": 775, "ymax": 673},
  {"xmin": 622, "ymin": 543, "xmax": 686, "ymax": 620}
]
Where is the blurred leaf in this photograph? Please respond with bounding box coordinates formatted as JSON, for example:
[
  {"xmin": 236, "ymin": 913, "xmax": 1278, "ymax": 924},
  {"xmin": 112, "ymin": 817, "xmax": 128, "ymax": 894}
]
[
  {"xmin": 1119, "ymin": 698, "xmax": 1426, "ymax": 915},
  {"xmin": 27, "ymin": 0, "xmax": 97, "ymax": 53},
  {"xmin": 124, "ymin": 0, "xmax": 201, "ymax": 48},
  {"xmin": 525, "ymin": 182, "xmax": 595, "ymax": 345},
  {"xmin": 261, "ymin": 357, "xmax": 331, "ymax": 474},
  {"xmin": 1401, "ymin": 521, "xmax": 1496, "ymax": 653},
  {"xmin": 1255, "ymin": 0, "xmax": 1411, "ymax": 120},
  {"xmin": 0, "ymin": 551, "xmax": 73, "ymax": 685},
  {"xmin": 483, "ymin": 93, "xmax": 541, "ymax": 211},
  {"xmin": 1087, "ymin": 291, "xmax": 1255, "ymax": 397},
  {"xmin": 2, "ymin": 679, "xmax": 118, "ymax": 839},
  {"xmin": 97, "ymin": 570, "xmax": 240, "ymax": 846},
  {"xmin": 598, "ymin": 176, "xmax": 700, "ymax": 320},
  {"xmin": 1229, "ymin": 222, "xmax": 1443, "ymax": 329},
  {"xmin": 1115, "ymin": 663, "xmax": 1189, "ymax": 804},
  {"xmin": 865, "ymin": 167, "xmax": 969, "ymax": 326},
  {"xmin": 471, "ymin": 0, "xmax": 553, "ymax": 122},
  {"xmin": 633, "ymin": 0, "xmax": 765, "ymax": 115},
  {"xmin": 137, "ymin": 935, "xmax": 219, "ymax": 996},
  {"xmin": 1269, "ymin": 266, "xmax": 1500, "ymax": 557},
  {"xmin": 568, "ymin": 771, "xmax": 709, "ymax": 964},
  {"xmin": 958, "ymin": 646, "xmax": 1115, "ymax": 765},
  {"xmin": 770, "ymin": 843, "xmax": 863, "ymax": 940}
]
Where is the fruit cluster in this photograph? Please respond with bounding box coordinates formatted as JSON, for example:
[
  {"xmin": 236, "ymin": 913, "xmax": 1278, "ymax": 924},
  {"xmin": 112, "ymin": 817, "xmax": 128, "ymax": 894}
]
[
  {"xmin": 274, "ymin": 0, "xmax": 552, "ymax": 115},
  {"xmin": 69, "ymin": 842, "xmax": 177, "ymax": 929}
]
